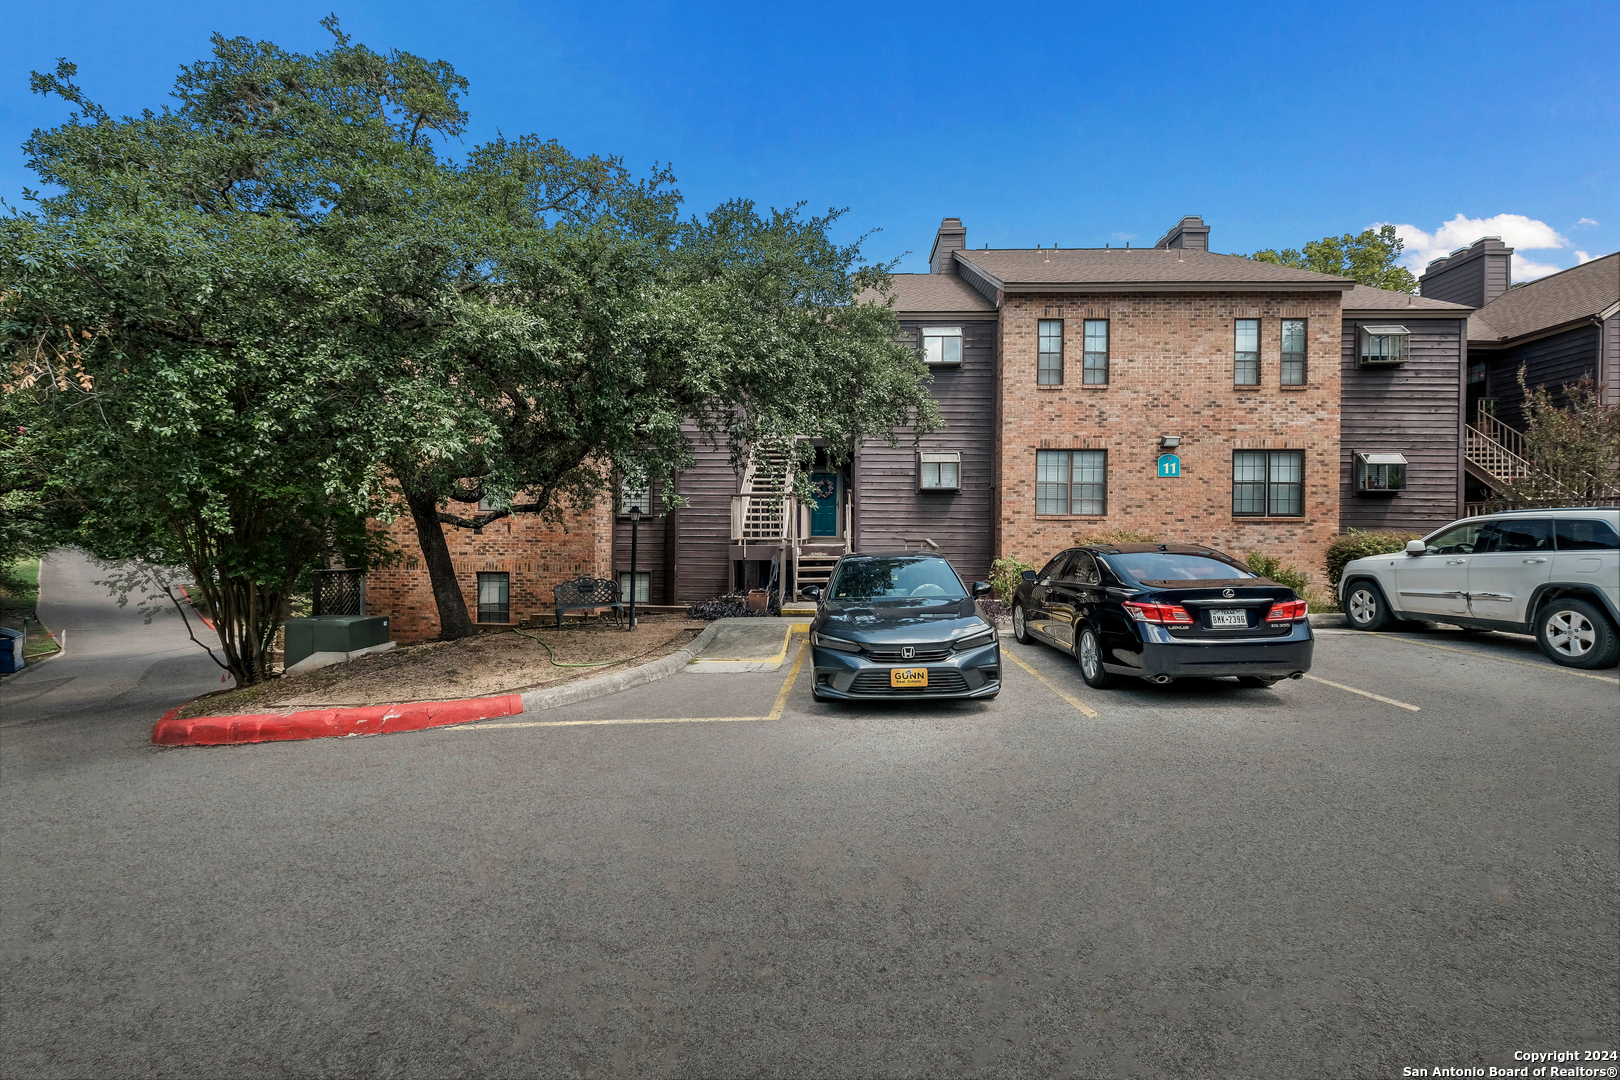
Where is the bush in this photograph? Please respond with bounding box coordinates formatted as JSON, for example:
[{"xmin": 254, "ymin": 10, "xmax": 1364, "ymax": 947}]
[
  {"xmin": 988, "ymin": 556, "xmax": 1034, "ymax": 602},
  {"xmin": 1244, "ymin": 552, "xmax": 1314, "ymax": 595},
  {"xmin": 1074, "ymin": 527, "xmax": 1161, "ymax": 547},
  {"xmin": 686, "ymin": 593, "xmax": 780, "ymax": 620},
  {"xmin": 1325, "ymin": 530, "xmax": 1420, "ymax": 588}
]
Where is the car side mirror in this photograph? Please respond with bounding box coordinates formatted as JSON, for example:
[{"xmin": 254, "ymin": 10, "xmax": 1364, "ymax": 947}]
[
  {"xmin": 972, "ymin": 581, "xmax": 992, "ymax": 598},
  {"xmin": 799, "ymin": 585, "xmax": 821, "ymax": 600},
  {"xmin": 1404, "ymin": 540, "xmax": 1427, "ymax": 555},
  {"xmin": 1020, "ymin": 570, "xmax": 1037, "ymax": 583}
]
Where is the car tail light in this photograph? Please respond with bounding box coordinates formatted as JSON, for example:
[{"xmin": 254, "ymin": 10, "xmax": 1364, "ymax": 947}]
[
  {"xmin": 1122, "ymin": 601, "xmax": 1194, "ymax": 625},
  {"xmin": 1266, "ymin": 599, "xmax": 1309, "ymax": 622}
]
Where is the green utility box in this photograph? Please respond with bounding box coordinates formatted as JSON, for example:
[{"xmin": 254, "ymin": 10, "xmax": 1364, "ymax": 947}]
[{"xmin": 282, "ymin": 615, "xmax": 391, "ymax": 669}]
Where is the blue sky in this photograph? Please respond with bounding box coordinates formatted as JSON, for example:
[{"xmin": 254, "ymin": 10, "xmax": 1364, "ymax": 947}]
[{"xmin": 4, "ymin": 0, "xmax": 1615, "ymax": 281}]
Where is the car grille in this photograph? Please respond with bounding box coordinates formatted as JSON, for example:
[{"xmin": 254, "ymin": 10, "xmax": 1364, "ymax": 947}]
[
  {"xmin": 850, "ymin": 669, "xmax": 969, "ymax": 694},
  {"xmin": 864, "ymin": 647, "xmax": 953, "ymax": 662}
]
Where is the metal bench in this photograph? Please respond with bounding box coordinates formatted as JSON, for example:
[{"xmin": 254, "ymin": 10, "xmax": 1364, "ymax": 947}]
[{"xmin": 552, "ymin": 576, "xmax": 625, "ymax": 628}]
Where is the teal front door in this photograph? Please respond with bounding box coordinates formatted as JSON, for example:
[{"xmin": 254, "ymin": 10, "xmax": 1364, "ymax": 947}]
[{"xmin": 809, "ymin": 472, "xmax": 838, "ymax": 536}]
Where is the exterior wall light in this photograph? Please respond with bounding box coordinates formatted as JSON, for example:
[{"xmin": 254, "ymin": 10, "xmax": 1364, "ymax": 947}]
[{"xmin": 1159, "ymin": 435, "xmax": 1182, "ymax": 449}]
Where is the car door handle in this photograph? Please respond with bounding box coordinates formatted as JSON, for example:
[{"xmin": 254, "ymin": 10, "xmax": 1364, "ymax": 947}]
[
  {"xmin": 1446, "ymin": 559, "xmax": 1466, "ymax": 564},
  {"xmin": 1523, "ymin": 558, "xmax": 1547, "ymax": 564}
]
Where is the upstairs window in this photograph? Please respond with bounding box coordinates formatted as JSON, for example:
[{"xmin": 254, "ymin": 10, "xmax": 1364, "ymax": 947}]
[
  {"xmin": 1037, "ymin": 320, "xmax": 1063, "ymax": 384},
  {"xmin": 619, "ymin": 475, "xmax": 651, "ymax": 516},
  {"xmin": 1234, "ymin": 319, "xmax": 1260, "ymax": 385},
  {"xmin": 476, "ymin": 572, "xmax": 510, "ymax": 623},
  {"xmin": 922, "ymin": 326, "xmax": 963, "ymax": 365},
  {"xmin": 1355, "ymin": 452, "xmax": 1407, "ymax": 493},
  {"xmin": 1360, "ymin": 325, "xmax": 1410, "ymax": 365},
  {"xmin": 1281, "ymin": 319, "xmax": 1307, "ymax": 385},
  {"xmin": 919, "ymin": 451, "xmax": 961, "ymax": 491},
  {"xmin": 1083, "ymin": 320, "xmax": 1109, "ymax": 384}
]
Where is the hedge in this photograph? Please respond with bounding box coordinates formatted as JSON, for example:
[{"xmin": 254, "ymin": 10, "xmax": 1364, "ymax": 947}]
[{"xmin": 1325, "ymin": 530, "xmax": 1422, "ymax": 588}]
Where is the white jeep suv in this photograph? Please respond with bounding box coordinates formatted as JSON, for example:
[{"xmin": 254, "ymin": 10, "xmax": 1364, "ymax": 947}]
[{"xmin": 1337, "ymin": 507, "xmax": 1620, "ymax": 669}]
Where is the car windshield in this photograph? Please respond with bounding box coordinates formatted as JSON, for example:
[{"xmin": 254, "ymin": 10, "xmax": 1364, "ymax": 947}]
[
  {"xmin": 1106, "ymin": 552, "xmax": 1253, "ymax": 581},
  {"xmin": 830, "ymin": 557, "xmax": 967, "ymax": 600}
]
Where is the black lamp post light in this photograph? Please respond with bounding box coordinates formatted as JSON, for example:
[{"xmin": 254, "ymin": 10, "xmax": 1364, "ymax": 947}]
[{"xmin": 626, "ymin": 503, "xmax": 642, "ymax": 630}]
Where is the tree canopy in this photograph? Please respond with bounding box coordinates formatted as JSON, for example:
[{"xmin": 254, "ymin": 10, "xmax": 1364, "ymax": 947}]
[
  {"xmin": 1252, "ymin": 224, "xmax": 1418, "ymax": 293},
  {"xmin": 2, "ymin": 20, "xmax": 939, "ymax": 668}
]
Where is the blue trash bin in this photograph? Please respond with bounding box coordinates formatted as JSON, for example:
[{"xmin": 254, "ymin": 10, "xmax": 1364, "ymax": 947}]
[{"xmin": 0, "ymin": 627, "xmax": 23, "ymax": 674}]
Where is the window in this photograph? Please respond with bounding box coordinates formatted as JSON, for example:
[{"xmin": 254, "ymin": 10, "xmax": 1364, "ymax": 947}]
[
  {"xmin": 1355, "ymin": 452, "xmax": 1408, "ymax": 493},
  {"xmin": 1037, "ymin": 320, "xmax": 1063, "ymax": 384},
  {"xmin": 922, "ymin": 326, "xmax": 962, "ymax": 365},
  {"xmin": 1360, "ymin": 325, "xmax": 1410, "ymax": 365},
  {"xmin": 1232, "ymin": 450, "xmax": 1304, "ymax": 516},
  {"xmin": 619, "ymin": 475, "xmax": 651, "ymax": 516},
  {"xmin": 619, "ymin": 571, "xmax": 650, "ymax": 603},
  {"xmin": 476, "ymin": 572, "xmax": 510, "ymax": 623},
  {"xmin": 477, "ymin": 496, "xmax": 501, "ymax": 511},
  {"xmin": 1234, "ymin": 319, "xmax": 1260, "ymax": 385},
  {"xmin": 1037, "ymin": 551, "xmax": 1074, "ymax": 580},
  {"xmin": 1423, "ymin": 522, "xmax": 1492, "ymax": 555},
  {"xmin": 1107, "ymin": 552, "xmax": 1256, "ymax": 581},
  {"xmin": 830, "ymin": 556, "xmax": 967, "ymax": 600},
  {"xmin": 1555, "ymin": 518, "xmax": 1620, "ymax": 551},
  {"xmin": 1485, "ymin": 519, "xmax": 1551, "ymax": 552},
  {"xmin": 1071, "ymin": 550, "xmax": 1101, "ymax": 585},
  {"xmin": 1281, "ymin": 319, "xmax": 1306, "ymax": 385},
  {"xmin": 1083, "ymin": 320, "xmax": 1109, "ymax": 384},
  {"xmin": 919, "ymin": 451, "xmax": 961, "ymax": 491},
  {"xmin": 1036, "ymin": 449, "xmax": 1107, "ymax": 515}
]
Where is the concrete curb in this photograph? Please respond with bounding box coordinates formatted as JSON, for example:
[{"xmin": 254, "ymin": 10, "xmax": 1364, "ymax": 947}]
[
  {"xmin": 519, "ymin": 621, "xmax": 723, "ymax": 714},
  {"xmin": 152, "ymin": 693, "xmax": 524, "ymax": 747},
  {"xmin": 1308, "ymin": 613, "xmax": 1348, "ymax": 628},
  {"xmin": 0, "ymin": 628, "xmax": 67, "ymax": 685}
]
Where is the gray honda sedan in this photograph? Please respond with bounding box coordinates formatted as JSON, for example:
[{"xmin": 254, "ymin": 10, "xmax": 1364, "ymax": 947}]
[{"xmin": 799, "ymin": 552, "xmax": 1000, "ymax": 701}]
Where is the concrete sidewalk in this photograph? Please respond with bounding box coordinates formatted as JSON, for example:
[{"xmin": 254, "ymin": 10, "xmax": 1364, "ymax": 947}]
[{"xmin": 684, "ymin": 617, "xmax": 809, "ymax": 672}]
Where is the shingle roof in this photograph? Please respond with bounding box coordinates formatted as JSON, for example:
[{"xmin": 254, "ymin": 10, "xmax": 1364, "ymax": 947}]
[
  {"xmin": 1468, "ymin": 252, "xmax": 1620, "ymax": 344},
  {"xmin": 856, "ymin": 273, "xmax": 996, "ymax": 314},
  {"xmin": 1340, "ymin": 283, "xmax": 1472, "ymax": 314},
  {"xmin": 952, "ymin": 248, "xmax": 1354, "ymax": 290}
]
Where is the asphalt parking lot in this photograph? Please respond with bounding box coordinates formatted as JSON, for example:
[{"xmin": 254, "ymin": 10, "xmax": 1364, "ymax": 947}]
[{"xmin": 3, "ymin": 617, "xmax": 1616, "ymax": 1079}]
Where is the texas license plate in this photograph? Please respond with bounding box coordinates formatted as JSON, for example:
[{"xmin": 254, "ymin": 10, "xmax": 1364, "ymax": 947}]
[
  {"xmin": 1210, "ymin": 609, "xmax": 1247, "ymax": 628},
  {"xmin": 890, "ymin": 667, "xmax": 928, "ymax": 688}
]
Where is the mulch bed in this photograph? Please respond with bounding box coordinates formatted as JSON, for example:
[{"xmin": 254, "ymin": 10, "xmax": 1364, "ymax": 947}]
[{"xmin": 178, "ymin": 613, "xmax": 704, "ymax": 720}]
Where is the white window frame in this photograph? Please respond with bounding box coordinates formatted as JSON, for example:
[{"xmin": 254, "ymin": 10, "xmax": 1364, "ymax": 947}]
[
  {"xmin": 618, "ymin": 475, "xmax": 651, "ymax": 517},
  {"xmin": 619, "ymin": 571, "xmax": 650, "ymax": 603},
  {"xmin": 921, "ymin": 326, "xmax": 963, "ymax": 366},
  {"xmin": 1360, "ymin": 325, "xmax": 1410, "ymax": 366},
  {"xmin": 1355, "ymin": 452, "xmax": 1408, "ymax": 493},
  {"xmin": 918, "ymin": 451, "xmax": 962, "ymax": 491}
]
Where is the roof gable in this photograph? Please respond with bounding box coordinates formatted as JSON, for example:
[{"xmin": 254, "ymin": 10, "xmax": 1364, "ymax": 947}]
[{"xmin": 1468, "ymin": 252, "xmax": 1619, "ymax": 343}]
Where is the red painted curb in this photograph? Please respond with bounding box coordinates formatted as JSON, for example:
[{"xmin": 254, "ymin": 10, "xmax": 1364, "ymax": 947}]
[{"xmin": 151, "ymin": 694, "xmax": 523, "ymax": 747}]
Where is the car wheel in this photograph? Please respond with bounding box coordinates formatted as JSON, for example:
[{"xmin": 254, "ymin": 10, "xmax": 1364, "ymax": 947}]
[
  {"xmin": 1012, "ymin": 603, "xmax": 1032, "ymax": 644},
  {"xmin": 1237, "ymin": 676, "xmax": 1281, "ymax": 688},
  {"xmin": 1075, "ymin": 626, "xmax": 1117, "ymax": 689},
  {"xmin": 1345, "ymin": 579, "xmax": 1393, "ymax": 631},
  {"xmin": 1535, "ymin": 598, "xmax": 1620, "ymax": 669}
]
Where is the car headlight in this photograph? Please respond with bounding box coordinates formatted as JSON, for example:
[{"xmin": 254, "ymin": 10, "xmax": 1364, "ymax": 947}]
[
  {"xmin": 811, "ymin": 632, "xmax": 862, "ymax": 653},
  {"xmin": 954, "ymin": 628, "xmax": 997, "ymax": 651}
]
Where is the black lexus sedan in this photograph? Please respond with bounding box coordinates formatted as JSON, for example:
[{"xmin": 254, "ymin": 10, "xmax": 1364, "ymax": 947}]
[
  {"xmin": 800, "ymin": 552, "xmax": 1001, "ymax": 701},
  {"xmin": 1009, "ymin": 543, "xmax": 1313, "ymax": 688}
]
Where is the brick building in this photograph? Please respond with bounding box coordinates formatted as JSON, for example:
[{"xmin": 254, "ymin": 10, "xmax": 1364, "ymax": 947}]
[{"xmin": 366, "ymin": 496, "xmax": 613, "ymax": 642}]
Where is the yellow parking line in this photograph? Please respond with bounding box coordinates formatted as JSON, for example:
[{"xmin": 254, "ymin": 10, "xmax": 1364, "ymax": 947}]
[
  {"xmin": 1302, "ymin": 674, "xmax": 1421, "ymax": 712},
  {"xmin": 460, "ymin": 639, "xmax": 810, "ymax": 730},
  {"xmin": 1366, "ymin": 634, "xmax": 1620, "ymax": 685},
  {"xmin": 689, "ymin": 623, "xmax": 811, "ymax": 665},
  {"xmin": 1003, "ymin": 650, "xmax": 1100, "ymax": 718}
]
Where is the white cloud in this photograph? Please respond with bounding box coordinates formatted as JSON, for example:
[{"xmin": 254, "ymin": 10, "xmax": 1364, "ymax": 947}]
[
  {"xmin": 1575, "ymin": 217, "xmax": 1599, "ymax": 227},
  {"xmin": 1381, "ymin": 213, "xmax": 1575, "ymax": 283},
  {"xmin": 1575, "ymin": 250, "xmax": 1596, "ymax": 264}
]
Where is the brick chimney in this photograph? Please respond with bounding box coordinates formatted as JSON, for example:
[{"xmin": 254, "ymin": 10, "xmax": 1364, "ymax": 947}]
[
  {"xmin": 1419, "ymin": 237, "xmax": 1512, "ymax": 307},
  {"xmin": 929, "ymin": 218, "xmax": 966, "ymax": 274},
  {"xmin": 1153, "ymin": 215, "xmax": 1210, "ymax": 252}
]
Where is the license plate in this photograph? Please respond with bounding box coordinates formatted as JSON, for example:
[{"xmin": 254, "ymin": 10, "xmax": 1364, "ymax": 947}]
[
  {"xmin": 1210, "ymin": 609, "xmax": 1248, "ymax": 628},
  {"xmin": 890, "ymin": 667, "xmax": 928, "ymax": 688}
]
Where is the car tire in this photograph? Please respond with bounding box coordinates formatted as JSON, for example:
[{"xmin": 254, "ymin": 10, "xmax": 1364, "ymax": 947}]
[
  {"xmin": 1534, "ymin": 598, "xmax": 1620, "ymax": 669},
  {"xmin": 1012, "ymin": 603, "xmax": 1032, "ymax": 644},
  {"xmin": 1237, "ymin": 676, "xmax": 1281, "ymax": 688},
  {"xmin": 1075, "ymin": 626, "xmax": 1117, "ymax": 689},
  {"xmin": 1344, "ymin": 579, "xmax": 1394, "ymax": 631}
]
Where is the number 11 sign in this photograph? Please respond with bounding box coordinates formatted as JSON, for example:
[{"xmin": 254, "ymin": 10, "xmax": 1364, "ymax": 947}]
[{"xmin": 1157, "ymin": 453, "xmax": 1181, "ymax": 478}]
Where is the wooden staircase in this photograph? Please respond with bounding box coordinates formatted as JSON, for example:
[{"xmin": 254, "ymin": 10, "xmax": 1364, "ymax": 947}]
[{"xmin": 1464, "ymin": 412, "xmax": 1536, "ymax": 487}]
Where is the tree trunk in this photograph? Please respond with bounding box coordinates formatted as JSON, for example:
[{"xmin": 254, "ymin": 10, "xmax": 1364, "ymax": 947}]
[{"xmin": 402, "ymin": 483, "xmax": 478, "ymax": 640}]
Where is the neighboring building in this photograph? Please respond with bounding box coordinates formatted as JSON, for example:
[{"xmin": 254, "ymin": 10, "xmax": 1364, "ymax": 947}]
[
  {"xmin": 1419, "ymin": 241, "xmax": 1620, "ymax": 507},
  {"xmin": 367, "ymin": 496, "xmax": 613, "ymax": 642}
]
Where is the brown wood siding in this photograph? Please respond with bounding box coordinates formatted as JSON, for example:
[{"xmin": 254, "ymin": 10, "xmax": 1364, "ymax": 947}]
[
  {"xmin": 854, "ymin": 319, "xmax": 998, "ymax": 583},
  {"xmin": 1482, "ymin": 323, "xmax": 1602, "ymax": 431},
  {"xmin": 610, "ymin": 480, "xmax": 670, "ymax": 603},
  {"xmin": 673, "ymin": 434, "xmax": 742, "ymax": 600},
  {"xmin": 1604, "ymin": 313, "xmax": 1620, "ymax": 408},
  {"xmin": 1340, "ymin": 318, "xmax": 1467, "ymax": 533}
]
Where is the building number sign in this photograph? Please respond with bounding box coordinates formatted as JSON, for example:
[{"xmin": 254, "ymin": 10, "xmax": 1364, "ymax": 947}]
[{"xmin": 1157, "ymin": 454, "xmax": 1181, "ymax": 478}]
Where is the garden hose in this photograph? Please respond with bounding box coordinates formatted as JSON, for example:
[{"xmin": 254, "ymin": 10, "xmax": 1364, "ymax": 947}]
[{"xmin": 512, "ymin": 627, "xmax": 634, "ymax": 667}]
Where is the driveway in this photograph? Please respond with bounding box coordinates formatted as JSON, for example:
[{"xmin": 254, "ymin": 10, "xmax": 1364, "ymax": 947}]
[{"xmin": 2, "ymin": 588, "xmax": 1615, "ymax": 1078}]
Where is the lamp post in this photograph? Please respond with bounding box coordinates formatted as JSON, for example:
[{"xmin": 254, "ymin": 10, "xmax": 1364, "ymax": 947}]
[{"xmin": 626, "ymin": 503, "xmax": 643, "ymax": 630}]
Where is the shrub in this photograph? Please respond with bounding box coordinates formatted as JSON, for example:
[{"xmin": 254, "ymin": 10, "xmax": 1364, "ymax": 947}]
[
  {"xmin": 988, "ymin": 555, "xmax": 1034, "ymax": 602},
  {"xmin": 1325, "ymin": 530, "xmax": 1420, "ymax": 588},
  {"xmin": 1074, "ymin": 527, "xmax": 1161, "ymax": 547},
  {"xmin": 686, "ymin": 592, "xmax": 780, "ymax": 620},
  {"xmin": 1245, "ymin": 552, "xmax": 1314, "ymax": 595}
]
